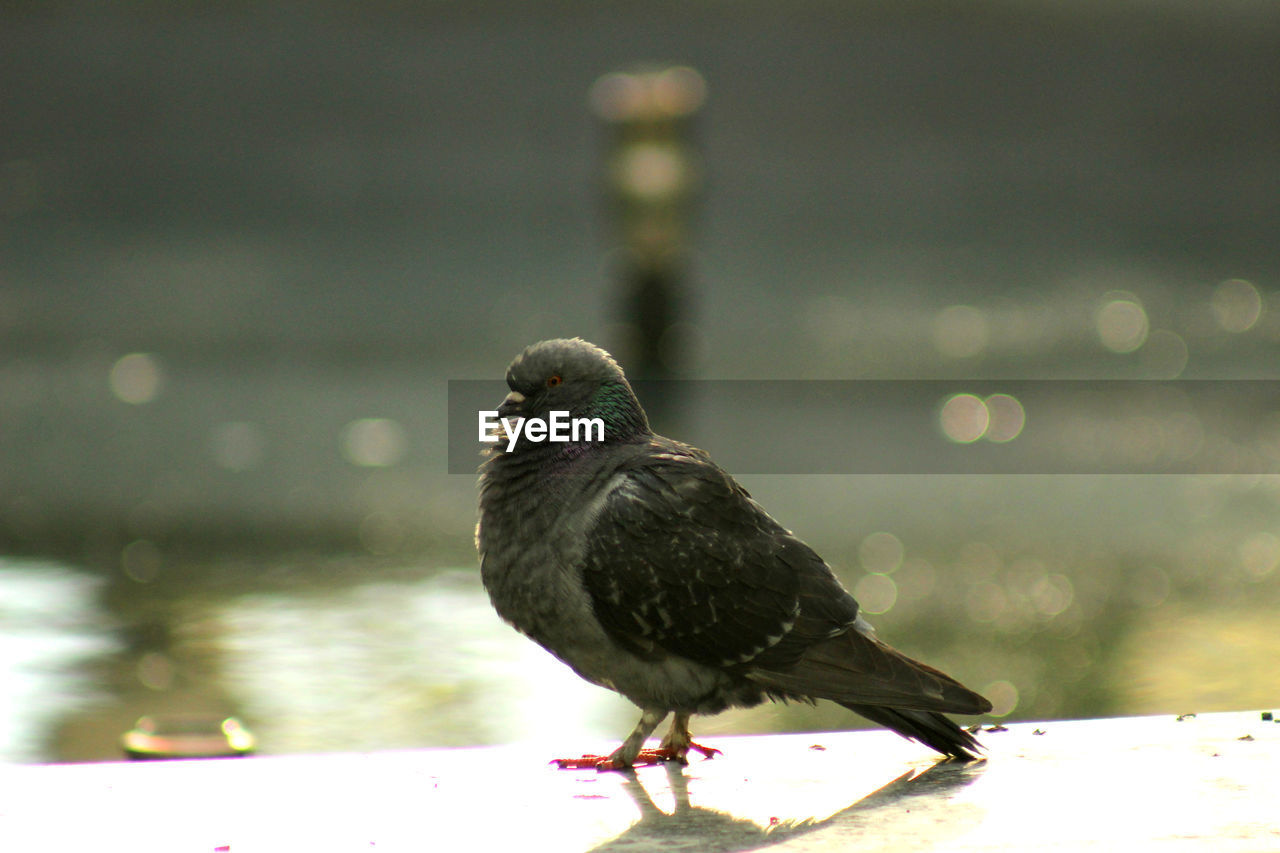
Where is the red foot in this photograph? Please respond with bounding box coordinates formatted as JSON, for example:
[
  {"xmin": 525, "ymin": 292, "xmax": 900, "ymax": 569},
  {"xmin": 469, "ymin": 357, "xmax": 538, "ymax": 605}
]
[{"xmin": 550, "ymin": 742, "xmax": 721, "ymax": 771}]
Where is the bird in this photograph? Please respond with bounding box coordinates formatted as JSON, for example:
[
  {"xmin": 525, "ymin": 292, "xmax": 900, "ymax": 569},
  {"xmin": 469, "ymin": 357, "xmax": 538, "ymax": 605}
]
[{"xmin": 476, "ymin": 338, "xmax": 992, "ymax": 770}]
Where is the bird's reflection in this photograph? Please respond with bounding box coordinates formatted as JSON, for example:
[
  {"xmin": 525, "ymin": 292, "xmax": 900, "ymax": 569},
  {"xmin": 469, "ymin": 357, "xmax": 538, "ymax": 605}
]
[{"xmin": 587, "ymin": 758, "xmax": 985, "ymax": 852}]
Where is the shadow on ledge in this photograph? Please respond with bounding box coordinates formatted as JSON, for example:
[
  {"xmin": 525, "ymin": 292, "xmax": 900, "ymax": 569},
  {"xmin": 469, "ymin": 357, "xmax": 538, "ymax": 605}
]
[{"xmin": 589, "ymin": 758, "xmax": 986, "ymax": 852}]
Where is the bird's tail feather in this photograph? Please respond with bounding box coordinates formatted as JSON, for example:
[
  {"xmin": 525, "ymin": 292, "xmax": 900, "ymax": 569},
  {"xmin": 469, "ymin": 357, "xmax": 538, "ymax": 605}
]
[
  {"xmin": 841, "ymin": 703, "xmax": 984, "ymax": 760},
  {"xmin": 751, "ymin": 627, "xmax": 993, "ymax": 716}
]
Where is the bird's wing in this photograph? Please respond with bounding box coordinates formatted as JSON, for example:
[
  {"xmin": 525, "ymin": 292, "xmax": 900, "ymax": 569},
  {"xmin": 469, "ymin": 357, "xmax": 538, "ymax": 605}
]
[
  {"xmin": 580, "ymin": 442, "xmax": 991, "ymax": 716},
  {"xmin": 579, "ymin": 443, "xmax": 859, "ymax": 670}
]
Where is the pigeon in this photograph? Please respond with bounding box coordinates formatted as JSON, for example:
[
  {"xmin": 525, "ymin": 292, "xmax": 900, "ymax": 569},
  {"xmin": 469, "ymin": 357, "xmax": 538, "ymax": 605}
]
[{"xmin": 476, "ymin": 338, "xmax": 992, "ymax": 770}]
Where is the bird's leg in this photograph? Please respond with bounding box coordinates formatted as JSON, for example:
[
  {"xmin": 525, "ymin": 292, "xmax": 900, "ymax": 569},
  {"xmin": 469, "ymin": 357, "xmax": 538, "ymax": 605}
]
[
  {"xmin": 609, "ymin": 712, "xmax": 720, "ymax": 767},
  {"xmin": 609, "ymin": 708, "xmax": 670, "ymax": 769},
  {"xmin": 551, "ymin": 708, "xmax": 668, "ymax": 771},
  {"xmin": 654, "ymin": 712, "xmax": 722, "ymax": 763}
]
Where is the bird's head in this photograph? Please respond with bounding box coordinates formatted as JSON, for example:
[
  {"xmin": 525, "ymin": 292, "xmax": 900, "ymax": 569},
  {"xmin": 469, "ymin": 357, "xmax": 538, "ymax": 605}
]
[{"xmin": 498, "ymin": 338, "xmax": 650, "ymax": 444}]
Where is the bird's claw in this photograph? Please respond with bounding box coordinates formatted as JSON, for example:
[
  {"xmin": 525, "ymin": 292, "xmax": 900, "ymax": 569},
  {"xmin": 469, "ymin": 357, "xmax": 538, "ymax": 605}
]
[{"xmin": 685, "ymin": 740, "xmax": 722, "ymax": 760}]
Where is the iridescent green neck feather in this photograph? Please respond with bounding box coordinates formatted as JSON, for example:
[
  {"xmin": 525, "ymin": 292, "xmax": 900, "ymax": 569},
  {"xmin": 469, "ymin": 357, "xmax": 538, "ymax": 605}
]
[{"xmin": 590, "ymin": 381, "xmax": 650, "ymax": 441}]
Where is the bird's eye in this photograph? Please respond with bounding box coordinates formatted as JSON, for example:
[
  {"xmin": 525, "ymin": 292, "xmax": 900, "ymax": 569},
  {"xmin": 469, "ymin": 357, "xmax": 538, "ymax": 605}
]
[{"xmin": 546, "ymin": 375, "xmax": 562, "ymax": 388}]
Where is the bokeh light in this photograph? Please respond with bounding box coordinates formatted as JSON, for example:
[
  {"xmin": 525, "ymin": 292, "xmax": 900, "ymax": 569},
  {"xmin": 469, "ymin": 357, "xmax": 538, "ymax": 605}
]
[
  {"xmin": 1030, "ymin": 573, "xmax": 1074, "ymax": 616},
  {"xmin": 1096, "ymin": 294, "xmax": 1149, "ymax": 353},
  {"xmin": 939, "ymin": 393, "xmax": 990, "ymax": 443},
  {"xmin": 121, "ymin": 539, "xmax": 163, "ymax": 584},
  {"xmin": 1239, "ymin": 532, "xmax": 1280, "ymax": 580},
  {"xmin": 1211, "ymin": 278, "xmax": 1263, "ymax": 333},
  {"xmin": 1137, "ymin": 329, "xmax": 1189, "ymax": 378},
  {"xmin": 341, "ymin": 418, "xmax": 408, "ymax": 468},
  {"xmin": 858, "ymin": 531, "xmax": 905, "ymax": 575},
  {"xmin": 589, "ymin": 66, "xmax": 707, "ymax": 122},
  {"xmin": 853, "ymin": 573, "xmax": 898, "ymax": 614},
  {"xmin": 108, "ymin": 353, "xmax": 163, "ymax": 404},
  {"xmin": 614, "ymin": 142, "xmax": 689, "ymax": 202},
  {"xmin": 984, "ymin": 393, "xmax": 1026, "ymax": 443},
  {"xmin": 983, "ymin": 680, "xmax": 1020, "ymax": 717},
  {"xmin": 136, "ymin": 652, "xmax": 175, "ymax": 691}
]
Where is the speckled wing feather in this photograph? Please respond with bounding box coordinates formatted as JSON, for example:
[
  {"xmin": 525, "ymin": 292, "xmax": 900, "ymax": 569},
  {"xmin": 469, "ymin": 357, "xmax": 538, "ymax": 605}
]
[{"xmin": 580, "ymin": 438, "xmax": 860, "ymax": 671}]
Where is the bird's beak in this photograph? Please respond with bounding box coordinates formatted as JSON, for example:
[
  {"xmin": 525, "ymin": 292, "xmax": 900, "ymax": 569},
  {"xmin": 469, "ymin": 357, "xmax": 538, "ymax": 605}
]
[{"xmin": 497, "ymin": 390, "xmax": 525, "ymax": 418}]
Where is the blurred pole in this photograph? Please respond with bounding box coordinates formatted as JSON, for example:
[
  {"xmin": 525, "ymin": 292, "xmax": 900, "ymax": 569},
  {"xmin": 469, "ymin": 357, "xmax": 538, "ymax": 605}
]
[{"xmin": 590, "ymin": 65, "xmax": 706, "ymax": 428}]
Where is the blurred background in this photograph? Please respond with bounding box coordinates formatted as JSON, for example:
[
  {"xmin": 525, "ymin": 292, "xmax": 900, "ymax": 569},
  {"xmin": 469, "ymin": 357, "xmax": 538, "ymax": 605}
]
[{"xmin": 2, "ymin": 1, "xmax": 1279, "ymax": 763}]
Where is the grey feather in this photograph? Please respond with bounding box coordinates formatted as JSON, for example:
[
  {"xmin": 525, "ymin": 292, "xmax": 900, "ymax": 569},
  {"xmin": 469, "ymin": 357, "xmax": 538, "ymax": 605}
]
[{"xmin": 476, "ymin": 338, "xmax": 992, "ymax": 767}]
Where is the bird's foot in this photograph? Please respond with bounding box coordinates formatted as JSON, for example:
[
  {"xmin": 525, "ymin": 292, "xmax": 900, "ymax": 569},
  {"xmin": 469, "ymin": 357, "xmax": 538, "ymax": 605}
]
[
  {"xmin": 549, "ymin": 742, "xmax": 720, "ymax": 771},
  {"xmin": 630, "ymin": 742, "xmax": 722, "ymax": 766}
]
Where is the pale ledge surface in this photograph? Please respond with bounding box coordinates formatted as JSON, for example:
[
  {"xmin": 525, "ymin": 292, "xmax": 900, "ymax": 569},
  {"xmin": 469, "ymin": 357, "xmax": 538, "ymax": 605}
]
[{"xmin": 0, "ymin": 710, "xmax": 1276, "ymax": 852}]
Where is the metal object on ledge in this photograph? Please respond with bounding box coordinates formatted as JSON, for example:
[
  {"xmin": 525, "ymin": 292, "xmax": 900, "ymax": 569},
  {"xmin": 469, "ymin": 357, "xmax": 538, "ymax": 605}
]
[
  {"xmin": 121, "ymin": 715, "xmax": 256, "ymax": 760},
  {"xmin": 590, "ymin": 65, "xmax": 707, "ymax": 425}
]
